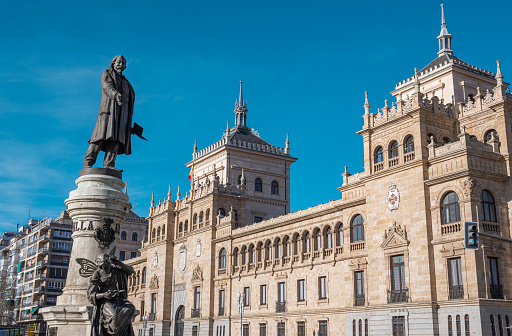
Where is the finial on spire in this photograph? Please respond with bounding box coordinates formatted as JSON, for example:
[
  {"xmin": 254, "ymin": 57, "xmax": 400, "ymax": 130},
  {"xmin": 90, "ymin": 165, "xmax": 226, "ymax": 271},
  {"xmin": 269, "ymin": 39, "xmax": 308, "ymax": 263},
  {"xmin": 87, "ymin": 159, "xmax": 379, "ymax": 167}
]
[
  {"xmin": 414, "ymin": 68, "xmax": 421, "ymax": 93},
  {"xmin": 177, "ymin": 185, "xmax": 181, "ymax": 199},
  {"xmin": 285, "ymin": 134, "xmax": 289, "ymax": 148},
  {"xmin": 125, "ymin": 182, "xmax": 128, "ymax": 195},
  {"xmin": 496, "ymin": 60, "xmax": 504, "ymax": 86},
  {"xmin": 167, "ymin": 185, "xmax": 172, "ymax": 199},
  {"xmin": 364, "ymin": 91, "xmax": 371, "ymax": 114},
  {"xmin": 193, "ymin": 139, "xmax": 197, "ymax": 153},
  {"xmin": 151, "ymin": 193, "xmax": 155, "ymax": 207},
  {"xmin": 437, "ymin": 3, "xmax": 453, "ymax": 56},
  {"xmin": 241, "ymin": 169, "xmax": 246, "ymax": 185},
  {"xmin": 234, "ymin": 81, "xmax": 248, "ymax": 127},
  {"xmin": 226, "ymin": 121, "xmax": 230, "ymax": 133}
]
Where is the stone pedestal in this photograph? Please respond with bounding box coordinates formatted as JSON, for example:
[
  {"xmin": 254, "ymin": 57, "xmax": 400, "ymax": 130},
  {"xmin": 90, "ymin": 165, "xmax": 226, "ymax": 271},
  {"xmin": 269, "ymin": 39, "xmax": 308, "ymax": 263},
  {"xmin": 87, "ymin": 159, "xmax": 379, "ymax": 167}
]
[{"xmin": 41, "ymin": 168, "xmax": 131, "ymax": 336}]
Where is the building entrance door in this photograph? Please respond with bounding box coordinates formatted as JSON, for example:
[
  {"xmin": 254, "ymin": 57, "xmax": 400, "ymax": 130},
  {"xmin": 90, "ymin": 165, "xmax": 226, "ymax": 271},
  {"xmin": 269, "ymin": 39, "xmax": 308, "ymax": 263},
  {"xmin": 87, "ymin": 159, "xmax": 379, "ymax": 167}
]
[{"xmin": 174, "ymin": 306, "xmax": 185, "ymax": 336}]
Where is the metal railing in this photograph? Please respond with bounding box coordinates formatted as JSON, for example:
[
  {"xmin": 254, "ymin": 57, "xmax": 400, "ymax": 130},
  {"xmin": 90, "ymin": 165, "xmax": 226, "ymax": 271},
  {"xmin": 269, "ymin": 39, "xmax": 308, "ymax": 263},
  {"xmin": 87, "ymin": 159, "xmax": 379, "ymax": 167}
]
[
  {"xmin": 387, "ymin": 288, "xmax": 409, "ymax": 303},
  {"xmin": 449, "ymin": 285, "xmax": 464, "ymax": 300},
  {"xmin": 276, "ymin": 301, "xmax": 286, "ymax": 313},
  {"xmin": 191, "ymin": 308, "xmax": 200, "ymax": 318},
  {"xmin": 148, "ymin": 313, "xmax": 156, "ymax": 321},
  {"xmin": 490, "ymin": 284, "xmax": 504, "ymax": 299},
  {"xmin": 218, "ymin": 307, "xmax": 224, "ymax": 316},
  {"xmin": 354, "ymin": 294, "xmax": 365, "ymax": 306}
]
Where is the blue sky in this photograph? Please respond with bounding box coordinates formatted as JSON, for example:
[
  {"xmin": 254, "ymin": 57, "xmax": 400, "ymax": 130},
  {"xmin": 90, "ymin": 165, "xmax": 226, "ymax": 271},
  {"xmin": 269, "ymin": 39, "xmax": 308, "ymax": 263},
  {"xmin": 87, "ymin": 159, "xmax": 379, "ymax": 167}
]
[{"xmin": 0, "ymin": 0, "xmax": 510, "ymax": 232}]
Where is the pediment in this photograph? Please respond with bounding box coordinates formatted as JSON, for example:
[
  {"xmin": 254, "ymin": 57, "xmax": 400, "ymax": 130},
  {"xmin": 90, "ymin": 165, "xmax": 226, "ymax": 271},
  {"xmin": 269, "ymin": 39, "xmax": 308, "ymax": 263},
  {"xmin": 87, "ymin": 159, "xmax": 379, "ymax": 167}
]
[{"xmin": 381, "ymin": 222, "xmax": 409, "ymax": 249}]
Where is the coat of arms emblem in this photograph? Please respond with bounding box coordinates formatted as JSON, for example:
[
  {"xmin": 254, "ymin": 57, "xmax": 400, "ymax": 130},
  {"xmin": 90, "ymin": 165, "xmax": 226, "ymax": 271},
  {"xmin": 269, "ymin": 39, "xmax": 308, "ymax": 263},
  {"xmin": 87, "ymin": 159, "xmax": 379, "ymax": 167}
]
[
  {"xmin": 387, "ymin": 182, "xmax": 400, "ymax": 211},
  {"xmin": 179, "ymin": 244, "xmax": 187, "ymax": 274},
  {"xmin": 94, "ymin": 218, "xmax": 116, "ymax": 248}
]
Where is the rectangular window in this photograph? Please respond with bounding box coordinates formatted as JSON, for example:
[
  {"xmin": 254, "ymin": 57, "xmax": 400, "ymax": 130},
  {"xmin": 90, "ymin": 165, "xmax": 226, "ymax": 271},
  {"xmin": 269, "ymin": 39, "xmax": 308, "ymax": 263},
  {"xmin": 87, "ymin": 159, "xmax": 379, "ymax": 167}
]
[
  {"xmin": 131, "ymin": 252, "xmax": 137, "ymax": 259},
  {"xmin": 141, "ymin": 301, "xmax": 145, "ymax": 316},
  {"xmin": 297, "ymin": 279, "xmax": 305, "ymax": 302},
  {"xmin": 354, "ymin": 271, "xmax": 365, "ymax": 306},
  {"xmin": 259, "ymin": 324, "xmax": 266, "ymax": 336},
  {"xmin": 278, "ymin": 282, "xmax": 285, "ymax": 303},
  {"xmin": 392, "ymin": 316, "xmax": 405, "ymax": 336},
  {"xmin": 242, "ymin": 324, "xmax": 249, "ymax": 336},
  {"xmin": 120, "ymin": 251, "xmax": 125, "ymax": 261},
  {"xmin": 254, "ymin": 216, "xmax": 263, "ymax": 223},
  {"xmin": 194, "ymin": 286, "xmax": 201, "ymax": 309},
  {"xmin": 319, "ymin": 276, "xmax": 327, "ymax": 299},
  {"xmin": 319, "ymin": 321, "xmax": 328, "ymax": 336},
  {"xmin": 277, "ymin": 322, "xmax": 286, "ymax": 336},
  {"xmin": 297, "ymin": 322, "xmax": 306, "ymax": 336},
  {"xmin": 489, "ymin": 257, "xmax": 503, "ymax": 299},
  {"xmin": 244, "ymin": 287, "xmax": 250, "ymax": 306},
  {"xmin": 192, "ymin": 326, "xmax": 198, "ymax": 336},
  {"xmin": 391, "ymin": 255, "xmax": 406, "ymax": 291},
  {"xmin": 219, "ymin": 290, "xmax": 225, "ymax": 315},
  {"xmin": 151, "ymin": 293, "xmax": 156, "ymax": 314},
  {"xmin": 448, "ymin": 258, "xmax": 463, "ymax": 299},
  {"xmin": 260, "ymin": 285, "xmax": 267, "ymax": 305}
]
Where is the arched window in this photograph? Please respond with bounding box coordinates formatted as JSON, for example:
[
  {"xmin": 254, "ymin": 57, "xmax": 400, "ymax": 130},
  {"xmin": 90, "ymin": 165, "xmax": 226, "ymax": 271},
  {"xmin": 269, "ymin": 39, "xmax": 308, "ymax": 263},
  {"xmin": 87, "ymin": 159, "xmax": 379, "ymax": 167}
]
[
  {"xmin": 233, "ymin": 210, "xmax": 238, "ymax": 222},
  {"xmin": 491, "ymin": 315, "xmax": 496, "ymax": 336},
  {"xmin": 193, "ymin": 214, "xmax": 198, "ymax": 225},
  {"xmin": 271, "ymin": 181, "xmax": 279, "ymax": 195},
  {"xmin": 389, "ymin": 141, "xmax": 398, "ymax": 158},
  {"xmin": 324, "ymin": 227, "xmax": 333, "ymax": 249},
  {"xmin": 336, "ymin": 223, "xmax": 344, "ymax": 246},
  {"xmin": 353, "ymin": 320, "xmax": 356, "ymax": 336},
  {"xmin": 241, "ymin": 246, "xmax": 247, "ymax": 265},
  {"xmin": 178, "ymin": 222, "xmax": 183, "ymax": 233},
  {"xmin": 448, "ymin": 315, "xmax": 453, "ymax": 336},
  {"xmin": 157, "ymin": 227, "xmax": 161, "ymax": 237},
  {"xmin": 162, "ymin": 225, "xmax": 165, "ymax": 235},
  {"xmin": 456, "ymin": 315, "xmax": 461, "ymax": 336},
  {"xmin": 443, "ymin": 137, "xmax": 451, "ymax": 144},
  {"xmin": 121, "ymin": 231, "xmax": 127, "ymax": 240},
  {"xmin": 365, "ymin": 319, "xmax": 368, "ymax": 336},
  {"xmin": 404, "ymin": 135, "xmax": 414, "ymax": 153},
  {"xmin": 505, "ymin": 315, "xmax": 510, "ymax": 336},
  {"xmin": 485, "ymin": 129, "xmax": 498, "ymax": 142},
  {"xmin": 219, "ymin": 248, "xmax": 226, "ymax": 269},
  {"xmin": 132, "ymin": 232, "xmax": 138, "ymax": 241},
  {"xmin": 275, "ymin": 238, "xmax": 281, "ymax": 258},
  {"xmin": 283, "ymin": 236, "xmax": 290, "ymax": 257},
  {"xmin": 358, "ymin": 320, "xmax": 362, "ymax": 336},
  {"xmin": 152, "ymin": 228, "xmax": 156, "ymax": 239},
  {"xmin": 481, "ymin": 190, "xmax": 497, "ymax": 222},
  {"xmin": 265, "ymin": 241, "xmax": 272, "ymax": 260},
  {"xmin": 255, "ymin": 178, "xmax": 263, "ymax": 192},
  {"xmin": 294, "ymin": 234, "xmax": 301, "ymax": 255},
  {"xmin": 218, "ymin": 208, "xmax": 226, "ymax": 217},
  {"xmin": 206, "ymin": 209, "xmax": 210, "ymax": 221},
  {"xmin": 257, "ymin": 242, "xmax": 263, "ymax": 262},
  {"xmin": 374, "ymin": 146, "xmax": 384, "ymax": 163},
  {"xmin": 465, "ymin": 314, "xmax": 470, "ymax": 336},
  {"xmin": 442, "ymin": 192, "xmax": 461, "ymax": 224},
  {"xmin": 499, "ymin": 315, "xmax": 504, "ymax": 336},
  {"xmin": 142, "ymin": 267, "xmax": 146, "ymax": 284},
  {"xmin": 313, "ymin": 229, "xmax": 321, "ymax": 251},
  {"xmin": 238, "ymin": 175, "xmax": 242, "ymax": 185},
  {"xmin": 351, "ymin": 215, "xmax": 365, "ymax": 242},
  {"xmin": 136, "ymin": 271, "xmax": 140, "ymax": 285},
  {"xmin": 248, "ymin": 245, "xmax": 255, "ymax": 264},
  {"xmin": 184, "ymin": 220, "xmax": 189, "ymax": 231},
  {"xmin": 303, "ymin": 232, "xmax": 311, "ymax": 253},
  {"xmin": 233, "ymin": 248, "xmax": 239, "ymax": 267}
]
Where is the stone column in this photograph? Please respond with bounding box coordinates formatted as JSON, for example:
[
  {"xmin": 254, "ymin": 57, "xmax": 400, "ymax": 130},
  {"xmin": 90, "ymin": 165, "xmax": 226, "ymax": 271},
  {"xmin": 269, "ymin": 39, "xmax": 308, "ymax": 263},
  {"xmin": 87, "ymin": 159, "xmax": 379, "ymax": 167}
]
[{"xmin": 40, "ymin": 168, "xmax": 131, "ymax": 336}]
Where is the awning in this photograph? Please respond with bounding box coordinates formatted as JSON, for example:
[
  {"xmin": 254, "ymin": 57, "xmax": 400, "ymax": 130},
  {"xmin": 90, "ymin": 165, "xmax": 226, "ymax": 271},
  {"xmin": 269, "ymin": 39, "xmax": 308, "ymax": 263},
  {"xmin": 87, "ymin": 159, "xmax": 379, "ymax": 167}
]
[
  {"xmin": 17, "ymin": 261, "xmax": 22, "ymax": 272},
  {"xmin": 22, "ymin": 309, "xmax": 30, "ymax": 313},
  {"xmin": 29, "ymin": 307, "xmax": 39, "ymax": 315}
]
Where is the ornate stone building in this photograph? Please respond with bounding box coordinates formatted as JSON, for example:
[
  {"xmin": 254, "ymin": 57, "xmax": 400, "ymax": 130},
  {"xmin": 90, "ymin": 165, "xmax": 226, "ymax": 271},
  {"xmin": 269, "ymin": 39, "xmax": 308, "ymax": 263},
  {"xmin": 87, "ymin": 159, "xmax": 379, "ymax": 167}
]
[{"xmin": 127, "ymin": 6, "xmax": 512, "ymax": 336}]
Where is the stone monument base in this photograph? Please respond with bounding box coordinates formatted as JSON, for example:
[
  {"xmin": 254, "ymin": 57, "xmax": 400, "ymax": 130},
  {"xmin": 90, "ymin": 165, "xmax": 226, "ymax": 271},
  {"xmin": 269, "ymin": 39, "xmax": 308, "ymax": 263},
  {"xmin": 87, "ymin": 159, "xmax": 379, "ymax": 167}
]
[{"xmin": 40, "ymin": 305, "xmax": 92, "ymax": 336}]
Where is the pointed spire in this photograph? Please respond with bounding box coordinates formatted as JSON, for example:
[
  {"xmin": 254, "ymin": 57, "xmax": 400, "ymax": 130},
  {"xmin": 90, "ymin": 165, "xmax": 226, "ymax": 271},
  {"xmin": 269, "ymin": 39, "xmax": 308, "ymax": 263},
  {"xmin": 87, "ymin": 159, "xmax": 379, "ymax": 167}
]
[
  {"xmin": 437, "ymin": 3, "xmax": 453, "ymax": 56},
  {"xmin": 414, "ymin": 68, "xmax": 421, "ymax": 93},
  {"xmin": 167, "ymin": 185, "xmax": 172, "ymax": 199},
  {"xmin": 496, "ymin": 60, "xmax": 504, "ymax": 86},
  {"xmin": 285, "ymin": 134, "xmax": 290, "ymax": 149},
  {"xmin": 193, "ymin": 139, "xmax": 197, "ymax": 153},
  {"xmin": 125, "ymin": 182, "xmax": 128, "ymax": 195},
  {"xmin": 364, "ymin": 91, "xmax": 371, "ymax": 115},
  {"xmin": 241, "ymin": 169, "xmax": 246, "ymax": 185},
  {"xmin": 151, "ymin": 193, "xmax": 155, "ymax": 207},
  {"xmin": 176, "ymin": 185, "xmax": 181, "ymax": 199},
  {"xmin": 226, "ymin": 121, "xmax": 230, "ymax": 133},
  {"xmin": 234, "ymin": 81, "xmax": 248, "ymax": 128}
]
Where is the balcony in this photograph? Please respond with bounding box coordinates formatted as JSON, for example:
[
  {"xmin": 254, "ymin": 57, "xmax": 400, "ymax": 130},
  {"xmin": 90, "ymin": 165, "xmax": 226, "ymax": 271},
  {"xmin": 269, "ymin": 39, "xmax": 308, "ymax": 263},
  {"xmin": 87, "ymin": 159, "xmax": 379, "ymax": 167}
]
[
  {"xmin": 441, "ymin": 222, "xmax": 461, "ymax": 235},
  {"xmin": 482, "ymin": 222, "xmax": 501, "ymax": 234},
  {"xmin": 373, "ymin": 162, "xmax": 384, "ymax": 172},
  {"xmin": 350, "ymin": 241, "xmax": 365, "ymax": 251},
  {"xmin": 219, "ymin": 307, "xmax": 224, "ymax": 316},
  {"xmin": 404, "ymin": 152, "xmax": 415, "ymax": 163},
  {"xmin": 490, "ymin": 284, "xmax": 504, "ymax": 299},
  {"xmin": 38, "ymin": 247, "xmax": 49, "ymax": 254},
  {"xmin": 387, "ymin": 288, "xmax": 409, "ymax": 303},
  {"xmin": 39, "ymin": 235, "xmax": 49, "ymax": 242},
  {"xmin": 276, "ymin": 301, "xmax": 286, "ymax": 313},
  {"xmin": 449, "ymin": 285, "xmax": 464, "ymax": 300},
  {"xmin": 191, "ymin": 308, "xmax": 200, "ymax": 318},
  {"xmin": 354, "ymin": 294, "xmax": 365, "ymax": 306},
  {"xmin": 148, "ymin": 313, "xmax": 156, "ymax": 321}
]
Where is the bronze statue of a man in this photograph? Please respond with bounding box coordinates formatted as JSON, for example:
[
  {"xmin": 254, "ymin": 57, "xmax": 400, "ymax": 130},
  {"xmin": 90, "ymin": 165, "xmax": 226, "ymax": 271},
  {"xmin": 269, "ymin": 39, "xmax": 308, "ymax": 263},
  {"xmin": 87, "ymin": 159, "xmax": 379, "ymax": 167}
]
[{"xmin": 84, "ymin": 55, "xmax": 135, "ymax": 169}]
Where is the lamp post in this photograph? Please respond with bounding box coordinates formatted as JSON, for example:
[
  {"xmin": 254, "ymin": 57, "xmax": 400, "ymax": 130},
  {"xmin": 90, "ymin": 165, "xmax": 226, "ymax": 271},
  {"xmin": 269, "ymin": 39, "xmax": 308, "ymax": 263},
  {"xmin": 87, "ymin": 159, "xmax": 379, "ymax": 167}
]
[
  {"xmin": 237, "ymin": 292, "xmax": 245, "ymax": 336},
  {"xmin": 142, "ymin": 313, "xmax": 148, "ymax": 336}
]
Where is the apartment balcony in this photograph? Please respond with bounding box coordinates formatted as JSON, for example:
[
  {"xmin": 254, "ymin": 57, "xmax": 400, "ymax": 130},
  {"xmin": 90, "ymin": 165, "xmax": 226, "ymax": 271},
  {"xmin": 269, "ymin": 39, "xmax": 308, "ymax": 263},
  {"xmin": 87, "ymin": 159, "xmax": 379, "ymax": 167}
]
[
  {"xmin": 449, "ymin": 285, "xmax": 464, "ymax": 300},
  {"xmin": 39, "ymin": 235, "xmax": 49, "ymax": 242},
  {"xmin": 276, "ymin": 301, "xmax": 286, "ymax": 313},
  {"xmin": 490, "ymin": 284, "xmax": 504, "ymax": 299},
  {"xmin": 191, "ymin": 308, "xmax": 200, "ymax": 318},
  {"xmin": 26, "ymin": 264, "xmax": 35, "ymax": 270},
  {"xmin": 387, "ymin": 288, "xmax": 409, "ymax": 303},
  {"xmin": 38, "ymin": 247, "xmax": 50, "ymax": 254},
  {"xmin": 354, "ymin": 294, "xmax": 365, "ymax": 306},
  {"xmin": 53, "ymin": 236, "xmax": 71, "ymax": 241}
]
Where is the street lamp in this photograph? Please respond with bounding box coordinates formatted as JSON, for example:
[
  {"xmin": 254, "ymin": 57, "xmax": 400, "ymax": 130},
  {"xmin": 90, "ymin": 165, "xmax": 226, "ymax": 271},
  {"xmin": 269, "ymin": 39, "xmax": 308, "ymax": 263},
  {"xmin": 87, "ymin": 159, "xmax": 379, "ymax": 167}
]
[
  {"xmin": 237, "ymin": 292, "xmax": 245, "ymax": 336},
  {"xmin": 142, "ymin": 313, "xmax": 148, "ymax": 336}
]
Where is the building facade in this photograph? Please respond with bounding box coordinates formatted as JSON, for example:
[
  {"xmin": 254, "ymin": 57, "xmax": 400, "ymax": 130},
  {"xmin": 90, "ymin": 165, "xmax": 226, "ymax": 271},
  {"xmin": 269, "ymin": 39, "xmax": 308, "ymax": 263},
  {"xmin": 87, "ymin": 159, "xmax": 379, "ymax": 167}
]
[
  {"xmin": 127, "ymin": 6, "xmax": 512, "ymax": 336},
  {"xmin": 117, "ymin": 210, "xmax": 149, "ymax": 262}
]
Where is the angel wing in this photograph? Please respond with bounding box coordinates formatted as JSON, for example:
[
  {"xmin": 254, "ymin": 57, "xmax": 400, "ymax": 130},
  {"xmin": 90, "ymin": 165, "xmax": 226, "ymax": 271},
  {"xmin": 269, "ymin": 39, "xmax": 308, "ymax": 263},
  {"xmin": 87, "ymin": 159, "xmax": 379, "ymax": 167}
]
[{"xmin": 76, "ymin": 258, "xmax": 97, "ymax": 278}]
